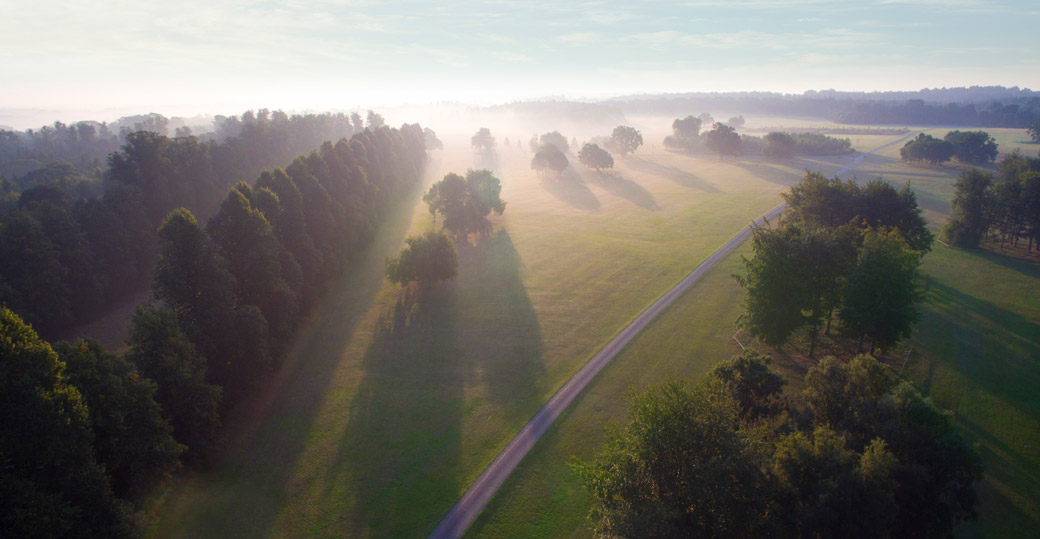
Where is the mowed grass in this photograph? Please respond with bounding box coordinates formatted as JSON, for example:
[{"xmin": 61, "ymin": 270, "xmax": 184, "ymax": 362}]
[
  {"xmin": 151, "ymin": 123, "xmax": 853, "ymax": 537},
  {"xmin": 469, "ymin": 125, "xmax": 1040, "ymax": 538}
]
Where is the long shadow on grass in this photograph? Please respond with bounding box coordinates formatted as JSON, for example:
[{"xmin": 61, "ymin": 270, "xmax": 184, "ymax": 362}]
[
  {"xmin": 735, "ymin": 160, "xmax": 805, "ymax": 187},
  {"xmin": 582, "ymin": 169, "xmax": 661, "ymax": 211},
  {"xmin": 154, "ymin": 185, "xmax": 426, "ymax": 539},
  {"xmin": 540, "ymin": 168, "xmax": 600, "ymax": 211},
  {"xmin": 624, "ymin": 156, "xmax": 719, "ymax": 191},
  {"xmin": 333, "ymin": 230, "xmax": 545, "ymax": 536}
]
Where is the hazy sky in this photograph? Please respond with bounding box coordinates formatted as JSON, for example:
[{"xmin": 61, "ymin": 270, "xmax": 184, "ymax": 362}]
[{"xmin": 1, "ymin": 0, "xmax": 1038, "ymax": 122}]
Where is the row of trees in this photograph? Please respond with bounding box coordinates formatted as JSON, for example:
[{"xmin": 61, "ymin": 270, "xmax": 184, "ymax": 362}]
[
  {"xmin": 0, "ymin": 111, "xmax": 362, "ymax": 340},
  {"xmin": 580, "ymin": 351, "xmax": 981, "ymax": 538},
  {"xmin": 0, "ymin": 123, "xmax": 428, "ymax": 535},
  {"xmin": 900, "ymin": 130, "xmax": 999, "ymax": 165},
  {"xmin": 737, "ymin": 172, "xmax": 932, "ymax": 356},
  {"xmin": 943, "ymin": 153, "xmax": 1040, "ymax": 251},
  {"xmin": 664, "ymin": 115, "xmax": 855, "ymax": 160}
]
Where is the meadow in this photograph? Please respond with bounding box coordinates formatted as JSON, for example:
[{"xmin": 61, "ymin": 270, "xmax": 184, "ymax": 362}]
[
  {"xmin": 151, "ymin": 117, "xmax": 1037, "ymax": 538},
  {"xmin": 150, "ymin": 117, "xmax": 852, "ymax": 536},
  {"xmin": 469, "ymin": 121, "xmax": 1040, "ymax": 538}
]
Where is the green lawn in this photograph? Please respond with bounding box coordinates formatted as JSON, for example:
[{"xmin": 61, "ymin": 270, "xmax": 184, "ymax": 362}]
[{"xmin": 150, "ymin": 125, "xmax": 854, "ymax": 537}]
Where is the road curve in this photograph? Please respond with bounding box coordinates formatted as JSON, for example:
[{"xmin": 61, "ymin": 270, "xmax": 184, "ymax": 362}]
[{"xmin": 428, "ymin": 132, "xmax": 917, "ymax": 539}]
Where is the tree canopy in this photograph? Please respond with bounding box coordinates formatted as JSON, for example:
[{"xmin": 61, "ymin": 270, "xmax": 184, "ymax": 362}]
[
  {"xmin": 531, "ymin": 143, "xmax": 569, "ymax": 178},
  {"xmin": 944, "ymin": 130, "xmax": 998, "ymax": 165},
  {"xmin": 386, "ymin": 230, "xmax": 458, "ymax": 287},
  {"xmin": 704, "ymin": 122, "xmax": 742, "ymax": 159},
  {"xmin": 900, "ymin": 133, "xmax": 954, "ymax": 165},
  {"xmin": 538, "ymin": 131, "xmax": 569, "ymax": 153},
  {"xmin": 608, "ymin": 125, "xmax": 643, "ymax": 157},
  {"xmin": 423, "ymin": 169, "xmax": 506, "ymax": 240},
  {"xmin": 664, "ymin": 115, "xmax": 702, "ymax": 150},
  {"xmin": 577, "ymin": 143, "xmax": 614, "ymax": 171},
  {"xmin": 763, "ymin": 132, "xmax": 797, "ymax": 159},
  {"xmin": 0, "ymin": 307, "xmax": 133, "ymax": 537},
  {"xmin": 579, "ymin": 351, "xmax": 982, "ymax": 538},
  {"xmin": 471, "ymin": 127, "xmax": 496, "ymax": 152}
]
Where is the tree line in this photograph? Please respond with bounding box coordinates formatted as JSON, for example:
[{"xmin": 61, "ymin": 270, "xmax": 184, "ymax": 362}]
[
  {"xmin": 580, "ymin": 351, "xmax": 981, "ymax": 538},
  {"xmin": 0, "ymin": 123, "xmax": 427, "ymax": 536},
  {"xmin": 664, "ymin": 115, "xmax": 853, "ymax": 160},
  {"xmin": 607, "ymin": 87, "xmax": 1040, "ymax": 128},
  {"xmin": 943, "ymin": 153, "xmax": 1040, "ymax": 252},
  {"xmin": 736, "ymin": 172, "xmax": 932, "ymax": 356},
  {"xmin": 900, "ymin": 130, "xmax": 999, "ymax": 166},
  {"xmin": 0, "ymin": 110, "xmax": 366, "ymax": 341}
]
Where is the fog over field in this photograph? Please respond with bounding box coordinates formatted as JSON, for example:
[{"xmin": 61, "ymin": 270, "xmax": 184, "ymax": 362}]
[{"xmin": 2, "ymin": 2, "xmax": 1039, "ymax": 539}]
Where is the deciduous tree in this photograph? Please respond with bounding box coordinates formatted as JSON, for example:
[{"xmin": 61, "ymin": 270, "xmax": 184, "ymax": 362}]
[
  {"xmin": 386, "ymin": 230, "xmax": 458, "ymax": 287},
  {"xmin": 608, "ymin": 125, "xmax": 643, "ymax": 157},
  {"xmin": 577, "ymin": 143, "xmax": 614, "ymax": 171},
  {"xmin": 705, "ymin": 122, "xmax": 742, "ymax": 159}
]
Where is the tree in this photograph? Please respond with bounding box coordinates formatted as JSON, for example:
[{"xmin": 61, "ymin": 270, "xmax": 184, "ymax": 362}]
[
  {"xmin": 1029, "ymin": 117, "xmax": 1040, "ymax": 143},
  {"xmin": 763, "ymin": 132, "xmax": 797, "ymax": 159},
  {"xmin": 531, "ymin": 143, "xmax": 569, "ymax": 178},
  {"xmin": 944, "ymin": 130, "xmax": 998, "ymax": 165},
  {"xmin": 736, "ymin": 223, "xmax": 856, "ymax": 355},
  {"xmin": 698, "ymin": 112, "xmax": 714, "ymax": 125},
  {"xmin": 665, "ymin": 115, "xmax": 702, "ymax": 150},
  {"xmin": 539, "ymin": 131, "xmax": 569, "ymax": 153},
  {"xmin": 728, "ymin": 115, "xmax": 746, "ymax": 127},
  {"xmin": 385, "ymin": 230, "xmax": 458, "ymax": 286},
  {"xmin": 366, "ymin": 110, "xmax": 385, "ymax": 129},
  {"xmin": 900, "ymin": 133, "xmax": 954, "ymax": 165},
  {"xmin": 423, "ymin": 169, "xmax": 506, "ymax": 239},
  {"xmin": 943, "ymin": 168, "xmax": 994, "ymax": 247},
  {"xmin": 704, "ymin": 122, "xmax": 742, "ymax": 159},
  {"xmin": 55, "ymin": 339, "xmax": 183, "ymax": 503},
  {"xmin": 0, "ymin": 308, "xmax": 133, "ymax": 538},
  {"xmin": 581, "ymin": 350, "xmax": 981, "ymax": 539},
  {"xmin": 423, "ymin": 127, "xmax": 443, "ymax": 151},
  {"xmin": 577, "ymin": 143, "xmax": 614, "ymax": 171},
  {"xmin": 802, "ymin": 355, "xmax": 982, "ymax": 537},
  {"xmin": 577, "ymin": 379, "xmax": 770, "ymax": 538},
  {"xmin": 707, "ymin": 350, "xmax": 786, "ymax": 421},
  {"xmin": 471, "ymin": 127, "xmax": 496, "ymax": 152},
  {"xmin": 736, "ymin": 223, "xmax": 811, "ymax": 348},
  {"xmin": 608, "ymin": 125, "xmax": 643, "ymax": 157},
  {"xmin": 783, "ymin": 171, "xmax": 933, "ymax": 253},
  {"xmin": 840, "ymin": 228, "xmax": 922, "ymax": 354},
  {"xmin": 126, "ymin": 303, "xmax": 222, "ymax": 464}
]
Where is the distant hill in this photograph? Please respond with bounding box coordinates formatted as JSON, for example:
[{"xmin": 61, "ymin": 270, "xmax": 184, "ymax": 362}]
[{"xmin": 601, "ymin": 86, "xmax": 1040, "ymax": 128}]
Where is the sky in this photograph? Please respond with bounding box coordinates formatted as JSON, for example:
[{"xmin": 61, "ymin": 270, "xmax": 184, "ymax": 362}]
[{"xmin": 1, "ymin": 0, "xmax": 1038, "ymax": 126}]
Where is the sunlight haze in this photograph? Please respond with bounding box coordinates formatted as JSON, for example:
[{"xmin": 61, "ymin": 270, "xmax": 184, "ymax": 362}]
[{"xmin": 2, "ymin": 0, "xmax": 1038, "ymax": 127}]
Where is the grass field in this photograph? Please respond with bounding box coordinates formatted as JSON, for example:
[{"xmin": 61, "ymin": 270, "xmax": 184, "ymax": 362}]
[
  {"xmin": 467, "ymin": 121, "xmax": 1040, "ymax": 538},
  {"xmin": 151, "ymin": 118, "xmax": 1038, "ymax": 538},
  {"xmin": 150, "ymin": 118, "xmax": 855, "ymax": 537}
]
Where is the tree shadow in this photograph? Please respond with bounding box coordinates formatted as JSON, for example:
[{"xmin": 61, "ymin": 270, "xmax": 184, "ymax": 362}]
[
  {"xmin": 153, "ymin": 184, "xmax": 426, "ymax": 538},
  {"xmin": 915, "ymin": 278, "xmax": 1039, "ymax": 419},
  {"xmin": 331, "ymin": 229, "xmax": 545, "ymax": 536},
  {"xmin": 539, "ymin": 168, "xmax": 600, "ymax": 211},
  {"xmin": 474, "ymin": 151, "xmax": 500, "ymax": 172},
  {"xmin": 623, "ymin": 157, "xmax": 719, "ymax": 191},
  {"xmin": 583, "ymin": 169, "xmax": 661, "ymax": 211},
  {"xmin": 734, "ymin": 160, "xmax": 805, "ymax": 187}
]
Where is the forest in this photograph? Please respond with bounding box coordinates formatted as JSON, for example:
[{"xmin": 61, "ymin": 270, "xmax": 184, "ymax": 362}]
[{"xmin": 0, "ymin": 116, "xmax": 428, "ymax": 536}]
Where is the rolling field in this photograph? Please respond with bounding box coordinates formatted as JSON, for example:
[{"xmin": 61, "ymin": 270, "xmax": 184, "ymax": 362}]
[
  {"xmin": 151, "ymin": 118, "xmax": 1038, "ymax": 538},
  {"xmin": 151, "ymin": 119, "xmax": 854, "ymax": 537},
  {"xmin": 468, "ymin": 122, "xmax": 1040, "ymax": 538}
]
